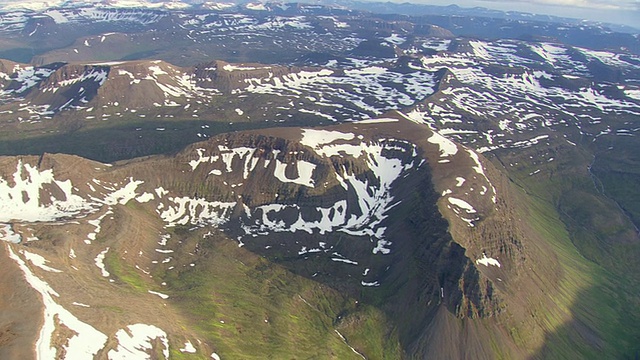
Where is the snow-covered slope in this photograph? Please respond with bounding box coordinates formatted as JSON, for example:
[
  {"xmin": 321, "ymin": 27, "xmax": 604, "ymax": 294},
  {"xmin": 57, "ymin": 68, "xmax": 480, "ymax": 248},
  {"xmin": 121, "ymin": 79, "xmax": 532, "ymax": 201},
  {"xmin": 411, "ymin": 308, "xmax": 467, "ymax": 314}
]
[
  {"xmin": 0, "ymin": 59, "xmax": 440, "ymax": 122},
  {"xmin": 403, "ymin": 38, "xmax": 640, "ymax": 156}
]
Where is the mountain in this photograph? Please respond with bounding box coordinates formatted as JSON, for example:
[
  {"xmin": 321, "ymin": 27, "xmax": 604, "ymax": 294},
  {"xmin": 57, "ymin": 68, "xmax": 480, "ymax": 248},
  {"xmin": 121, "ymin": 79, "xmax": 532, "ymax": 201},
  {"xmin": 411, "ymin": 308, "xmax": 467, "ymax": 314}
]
[
  {"xmin": 0, "ymin": 1, "xmax": 637, "ymax": 66},
  {"xmin": 0, "ymin": 115, "xmax": 608, "ymax": 359},
  {"xmin": 0, "ymin": 1, "xmax": 639, "ymax": 359},
  {"xmin": 2, "ymin": 113, "xmax": 640, "ymax": 359}
]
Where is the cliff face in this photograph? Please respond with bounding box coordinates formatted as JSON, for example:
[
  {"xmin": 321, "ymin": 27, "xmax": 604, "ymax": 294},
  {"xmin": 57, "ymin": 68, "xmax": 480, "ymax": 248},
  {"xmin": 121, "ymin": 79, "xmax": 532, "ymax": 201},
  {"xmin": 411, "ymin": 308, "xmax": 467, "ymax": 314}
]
[
  {"xmin": 27, "ymin": 64, "xmax": 110, "ymax": 112},
  {"xmin": 167, "ymin": 123, "xmax": 509, "ymax": 321},
  {"xmin": 192, "ymin": 60, "xmax": 299, "ymax": 93}
]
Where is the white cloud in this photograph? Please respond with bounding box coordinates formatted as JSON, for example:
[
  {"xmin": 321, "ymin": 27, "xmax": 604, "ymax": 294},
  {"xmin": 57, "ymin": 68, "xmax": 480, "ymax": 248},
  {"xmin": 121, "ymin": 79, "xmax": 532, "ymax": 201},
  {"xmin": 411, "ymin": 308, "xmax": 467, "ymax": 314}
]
[
  {"xmin": 495, "ymin": 0, "xmax": 638, "ymax": 11},
  {"xmin": 426, "ymin": 0, "xmax": 640, "ymax": 27}
]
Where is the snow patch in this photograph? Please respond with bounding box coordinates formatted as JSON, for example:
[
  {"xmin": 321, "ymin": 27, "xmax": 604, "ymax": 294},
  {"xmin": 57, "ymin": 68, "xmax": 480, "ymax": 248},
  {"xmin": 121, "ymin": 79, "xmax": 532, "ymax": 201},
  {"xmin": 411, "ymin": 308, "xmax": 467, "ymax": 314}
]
[
  {"xmin": 300, "ymin": 129, "xmax": 355, "ymax": 148},
  {"xmin": 102, "ymin": 178, "xmax": 143, "ymax": 205},
  {"xmin": 180, "ymin": 340, "xmax": 197, "ymax": 353},
  {"xmin": 273, "ymin": 159, "xmax": 316, "ymax": 187},
  {"xmin": 448, "ymin": 197, "xmax": 476, "ymax": 213},
  {"xmin": 135, "ymin": 192, "xmax": 154, "ymax": 203},
  {"xmin": 108, "ymin": 324, "xmax": 169, "ymax": 360},
  {"xmin": 428, "ymin": 131, "xmax": 458, "ymax": 158},
  {"xmin": 148, "ymin": 290, "xmax": 169, "ymax": 299},
  {"xmin": 7, "ymin": 245, "xmax": 108, "ymax": 359},
  {"xmin": 0, "ymin": 161, "xmax": 95, "ymax": 222},
  {"xmin": 0, "ymin": 224, "xmax": 22, "ymax": 243},
  {"xmin": 476, "ymin": 253, "xmax": 501, "ymax": 268},
  {"xmin": 95, "ymin": 248, "xmax": 110, "ymax": 277},
  {"xmin": 22, "ymin": 250, "xmax": 62, "ymax": 273}
]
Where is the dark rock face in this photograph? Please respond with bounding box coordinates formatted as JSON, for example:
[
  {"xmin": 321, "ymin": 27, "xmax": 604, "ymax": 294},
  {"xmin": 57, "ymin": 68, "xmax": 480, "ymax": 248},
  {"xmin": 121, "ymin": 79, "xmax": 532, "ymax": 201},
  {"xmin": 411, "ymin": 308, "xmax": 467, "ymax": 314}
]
[
  {"xmin": 32, "ymin": 64, "xmax": 110, "ymax": 112},
  {"xmin": 165, "ymin": 122, "xmax": 530, "ymax": 324}
]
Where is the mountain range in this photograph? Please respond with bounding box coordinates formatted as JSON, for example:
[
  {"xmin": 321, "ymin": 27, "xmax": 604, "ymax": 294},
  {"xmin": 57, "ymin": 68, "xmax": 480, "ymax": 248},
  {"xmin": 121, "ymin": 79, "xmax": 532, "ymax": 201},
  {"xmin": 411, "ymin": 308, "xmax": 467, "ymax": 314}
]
[{"xmin": 0, "ymin": 1, "xmax": 639, "ymax": 359}]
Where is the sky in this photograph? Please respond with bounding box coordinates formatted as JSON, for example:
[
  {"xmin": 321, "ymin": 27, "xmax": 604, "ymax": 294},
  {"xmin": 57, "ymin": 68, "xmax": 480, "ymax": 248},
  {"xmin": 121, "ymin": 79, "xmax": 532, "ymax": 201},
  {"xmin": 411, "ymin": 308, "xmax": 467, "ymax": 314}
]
[
  {"xmin": 0, "ymin": 0, "xmax": 636, "ymax": 28},
  {"xmin": 415, "ymin": 0, "xmax": 640, "ymax": 27}
]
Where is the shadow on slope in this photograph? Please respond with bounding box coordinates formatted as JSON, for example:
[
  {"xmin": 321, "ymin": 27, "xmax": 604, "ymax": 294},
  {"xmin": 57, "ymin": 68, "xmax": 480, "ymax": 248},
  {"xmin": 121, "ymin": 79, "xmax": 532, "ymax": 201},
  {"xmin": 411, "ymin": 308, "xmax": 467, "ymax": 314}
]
[
  {"xmin": 496, "ymin": 148, "xmax": 640, "ymax": 359},
  {"xmin": 531, "ymin": 277, "xmax": 640, "ymax": 359},
  {"xmin": 0, "ymin": 120, "xmax": 292, "ymax": 163}
]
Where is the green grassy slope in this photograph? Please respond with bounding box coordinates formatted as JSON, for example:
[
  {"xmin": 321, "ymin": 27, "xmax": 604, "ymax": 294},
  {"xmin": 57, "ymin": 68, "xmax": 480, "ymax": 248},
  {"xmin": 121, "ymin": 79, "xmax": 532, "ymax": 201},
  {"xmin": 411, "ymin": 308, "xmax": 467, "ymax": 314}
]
[
  {"xmin": 490, "ymin": 138, "xmax": 640, "ymax": 359},
  {"xmin": 155, "ymin": 227, "xmax": 401, "ymax": 359}
]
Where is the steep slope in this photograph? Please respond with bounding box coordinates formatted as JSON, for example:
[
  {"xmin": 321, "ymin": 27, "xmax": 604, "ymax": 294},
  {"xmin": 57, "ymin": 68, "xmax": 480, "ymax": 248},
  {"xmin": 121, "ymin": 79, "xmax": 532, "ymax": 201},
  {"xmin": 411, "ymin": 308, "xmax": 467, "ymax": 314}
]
[{"xmin": 1, "ymin": 114, "xmax": 630, "ymax": 359}]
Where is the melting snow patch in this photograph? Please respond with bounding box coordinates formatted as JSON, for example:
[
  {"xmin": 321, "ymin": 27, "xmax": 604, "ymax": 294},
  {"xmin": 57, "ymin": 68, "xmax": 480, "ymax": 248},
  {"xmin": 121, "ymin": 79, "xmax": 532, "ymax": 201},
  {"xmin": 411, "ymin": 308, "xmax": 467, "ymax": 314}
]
[
  {"xmin": 476, "ymin": 253, "xmax": 501, "ymax": 268},
  {"xmin": 241, "ymin": 139, "xmax": 419, "ymax": 256},
  {"xmin": 7, "ymin": 246, "xmax": 108, "ymax": 359},
  {"xmin": 155, "ymin": 187, "xmax": 168, "ymax": 197},
  {"xmin": 448, "ymin": 197, "xmax": 476, "ymax": 213},
  {"xmin": 22, "ymin": 250, "xmax": 62, "ymax": 273},
  {"xmin": 158, "ymin": 234, "xmax": 170, "ymax": 246},
  {"xmin": 355, "ymin": 117, "xmax": 399, "ymax": 124},
  {"xmin": 469, "ymin": 40, "xmax": 490, "ymax": 60},
  {"xmin": 0, "ymin": 161, "xmax": 95, "ymax": 222},
  {"xmin": 85, "ymin": 209, "xmax": 112, "ymax": 244},
  {"xmin": 466, "ymin": 149, "xmax": 497, "ymax": 203},
  {"xmin": 180, "ymin": 341, "xmax": 197, "ymax": 353},
  {"xmin": 625, "ymin": 89, "xmax": 640, "ymax": 101},
  {"xmin": 384, "ymin": 33, "xmax": 406, "ymax": 45},
  {"xmin": 95, "ymin": 248, "xmax": 110, "ymax": 277},
  {"xmin": 135, "ymin": 192, "xmax": 154, "ymax": 203},
  {"xmin": 103, "ymin": 178, "xmax": 144, "ymax": 205},
  {"xmin": 428, "ymin": 131, "xmax": 458, "ymax": 158},
  {"xmin": 331, "ymin": 258, "xmax": 358, "ymax": 265},
  {"xmin": 298, "ymin": 246, "xmax": 322, "ymax": 255},
  {"xmin": 160, "ymin": 197, "xmax": 236, "ymax": 227},
  {"xmin": 335, "ymin": 330, "xmax": 367, "ymax": 359},
  {"xmin": 108, "ymin": 324, "xmax": 169, "ymax": 360},
  {"xmin": 300, "ymin": 129, "xmax": 355, "ymax": 148},
  {"xmin": 273, "ymin": 159, "xmax": 316, "ymax": 187},
  {"xmin": 0, "ymin": 224, "xmax": 21, "ymax": 243},
  {"xmin": 223, "ymin": 64, "xmax": 269, "ymax": 71},
  {"xmin": 43, "ymin": 10, "xmax": 69, "ymax": 24},
  {"xmin": 148, "ymin": 290, "xmax": 169, "ymax": 299}
]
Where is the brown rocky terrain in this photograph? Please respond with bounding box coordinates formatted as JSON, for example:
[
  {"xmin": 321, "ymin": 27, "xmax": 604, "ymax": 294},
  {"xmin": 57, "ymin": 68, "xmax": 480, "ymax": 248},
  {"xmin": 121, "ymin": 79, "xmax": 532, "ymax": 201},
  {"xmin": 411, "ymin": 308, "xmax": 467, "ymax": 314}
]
[{"xmin": 0, "ymin": 114, "xmax": 588, "ymax": 359}]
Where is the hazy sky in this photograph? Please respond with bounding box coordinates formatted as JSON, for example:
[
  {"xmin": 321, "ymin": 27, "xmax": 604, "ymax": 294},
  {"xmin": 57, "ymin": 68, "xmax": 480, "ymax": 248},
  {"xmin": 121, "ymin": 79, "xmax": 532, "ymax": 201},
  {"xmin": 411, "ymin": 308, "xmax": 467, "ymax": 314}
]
[
  {"xmin": 0, "ymin": 0, "xmax": 636, "ymax": 28},
  {"xmin": 413, "ymin": 0, "xmax": 639, "ymax": 27}
]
